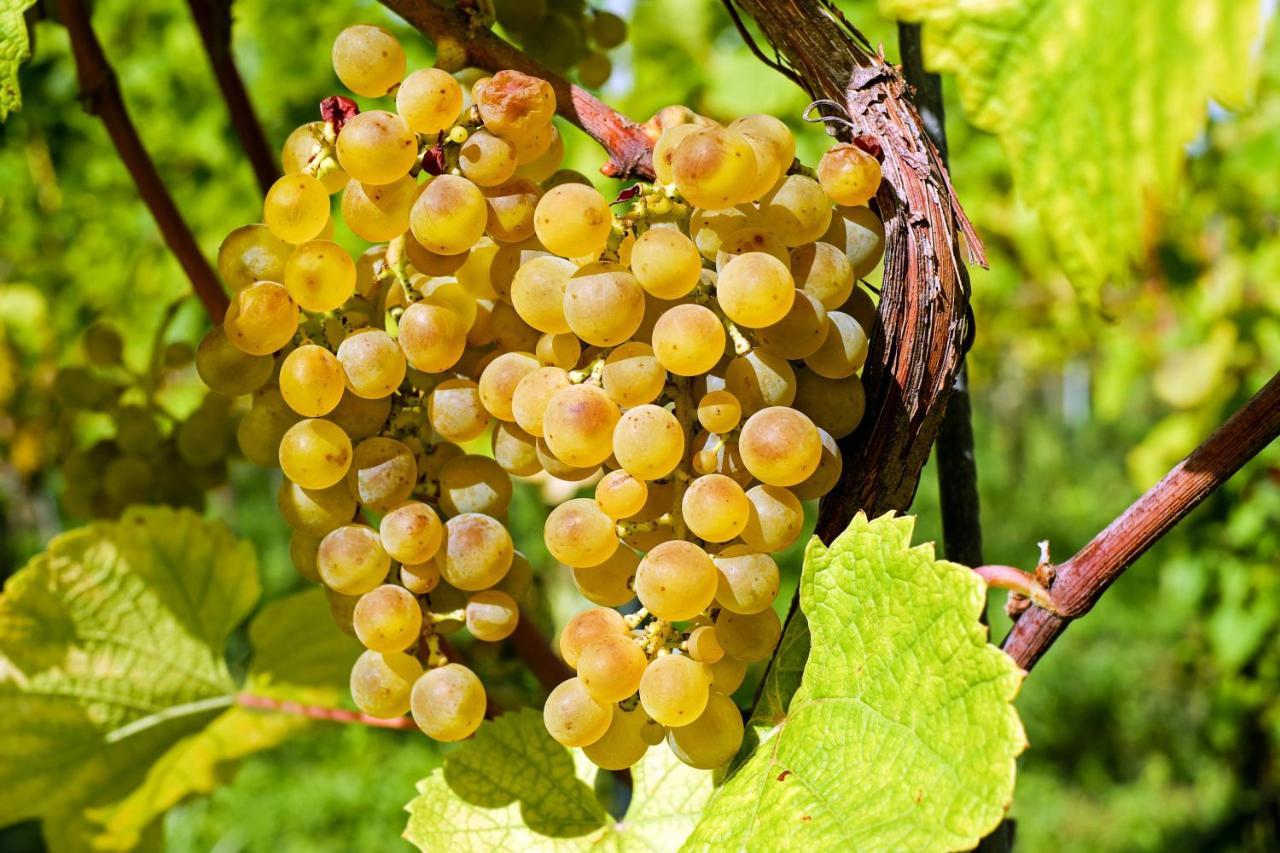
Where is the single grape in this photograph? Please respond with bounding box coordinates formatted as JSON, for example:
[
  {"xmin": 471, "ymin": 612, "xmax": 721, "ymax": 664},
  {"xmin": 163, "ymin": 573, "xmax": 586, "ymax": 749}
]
[
  {"xmin": 635, "ymin": 540, "xmax": 717, "ymax": 621},
  {"xmin": 572, "ymin": 546, "xmax": 638, "ymax": 607},
  {"xmin": 398, "ymin": 301, "xmax": 467, "ymax": 373},
  {"xmin": 342, "ymin": 175, "xmax": 421, "ymax": 242},
  {"xmin": 818, "ymin": 142, "xmax": 882, "ymax": 207},
  {"xmin": 690, "ymin": 205, "xmax": 755, "ymax": 260},
  {"xmin": 794, "ymin": 368, "xmax": 864, "ymax": 440},
  {"xmin": 543, "ymin": 383, "xmax": 619, "ymax": 468},
  {"xmin": 697, "ymin": 390, "xmax": 741, "ymax": 434},
  {"xmin": 741, "ymin": 484, "xmax": 805, "ymax": 552},
  {"xmin": 411, "ymin": 175, "xmax": 488, "ymax": 256},
  {"xmin": 667, "ymin": 689, "xmax": 744, "ymax": 769},
  {"xmin": 843, "ymin": 285, "xmax": 877, "ymax": 334},
  {"xmin": 332, "ymin": 24, "xmax": 405, "ymax": 97},
  {"xmin": 706, "ymin": 654, "xmax": 747, "ymax": 693},
  {"xmin": 651, "ymin": 304, "xmax": 725, "ymax": 377},
  {"xmin": 758, "ymin": 174, "xmax": 833, "ymax": 247},
  {"xmin": 738, "ymin": 407, "xmax": 822, "ymax": 487},
  {"xmin": 196, "ymin": 326, "xmax": 275, "ymax": 396},
  {"xmin": 601, "ymin": 342, "xmax": 666, "ymax": 407},
  {"xmin": 535, "ymin": 332, "xmax": 580, "ymax": 369},
  {"xmin": 438, "ymin": 454, "xmax": 512, "ymax": 517},
  {"xmin": 671, "ymin": 126, "xmax": 758, "ymax": 209},
  {"xmin": 792, "ymin": 240, "xmax": 854, "ymax": 310},
  {"xmin": 439, "ymin": 512, "xmax": 514, "ymax": 591},
  {"xmin": 318, "ymin": 524, "xmax": 390, "ymax": 596},
  {"xmin": 756, "ymin": 290, "xmax": 829, "ymax": 360},
  {"xmin": 279, "ymin": 418, "xmax": 352, "ymax": 489},
  {"xmin": 397, "ymin": 67, "xmax": 463, "ymax": 133},
  {"xmin": 804, "ymin": 311, "xmax": 869, "ymax": 379},
  {"xmin": 682, "ymin": 474, "xmax": 750, "ymax": 543},
  {"xmin": 578, "ymin": 634, "xmax": 647, "ymax": 702},
  {"xmin": 716, "ymin": 607, "xmax": 782, "ymax": 662},
  {"xmin": 595, "ymin": 469, "xmax": 648, "ymax": 519},
  {"xmin": 459, "ymin": 129, "xmax": 519, "ymax": 187},
  {"xmin": 328, "ymin": 390, "xmax": 393, "ymax": 441},
  {"xmin": 264, "ymin": 174, "xmax": 330, "ymax": 244},
  {"xmin": 474, "ymin": 70, "xmax": 556, "ymax": 141},
  {"xmin": 725, "ymin": 349, "xmax": 797, "ymax": 415},
  {"xmin": 337, "ymin": 329, "xmax": 407, "ymax": 399},
  {"xmin": 491, "ymin": 420, "xmax": 542, "ymax": 476},
  {"xmin": 400, "ymin": 560, "xmax": 441, "ymax": 595},
  {"xmin": 686, "ymin": 625, "xmax": 724, "ymax": 664},
  {"xmin": 465, "ymin": 589, "xmax": 520, "ymax": 641},
  {"xmin": 564, "ymin": 262, "xmax": 645, "ymax": 346},
  {"xmin": 478, "ymin": 351, "xmax": 540, "ymax": 421},
  {"xmin": 716, "ymin": 252, "xmax": 795, "ymax": 328},
  {"xmin": 427, "ymin": 378, "xmax": 490, "ymax": 443},
  {"xmin": 583, "ymin": 705, "xmax": 650, "ymax": 771},
  {"xmin": 350, "ymin": 649, "xmax": 423, "ymax": 719},
  {"xmin": 511, "ymin": 366, "xmax": 570, "ymax": 436},
  {"xmin": 821, "ymin": 205, "xmax": 886, "ymax": 279},
  {"xmin": 411, "ymin": 663, "xmax": 487, "ymax": 742},
  {"xmin": 354, "ymin": 584, "xmax": 423, "ymax": 652},
  {"xmin": 347, "ymin": 436, "xmax": 417, "ymax": 511},
  {"xmin": 511, "ymin": 255, "xmax": 576, "ymax": 334},
  {"xmin": 484, "ymin": 177, "xmax": 541, "ymax": 243},
  {"xmin": 639, "ymin": 653, "xmax": 710, "ymax": 728},
  {"xmin": 217, "ymin": 223, "xmax": 291, "ymax": 292},
  {"xmin": 545, "ymin": 498, "xmax": 619, "ymax": 568},
  {"xmin": 559, "ymin": 607, "xmax": 628, "ymax": 668},
  {"xmin": 224, "ymin": 282, "xmax": 298, "ymax": 356},
  {"xmin": 534, "ymin": 183, "xmax": 612, "ymax": 258},
  {"xmin": 713, "ymin": 545, "xmax": 780, "ymax": 614},
  {"xmin": 280, "ymin": 345, "xmax": 345, "ymax": 417},
  {"xmin": 612, "ymin": 404, "xmax": 684, "ymax": 480},
  {"xmin": 543, "ymin": 676, "xmax": 613, "ymax": 747},
  {"xmin": 630, "ymin": 226, "xmax": 701, "ymax": 299},
  {"xmin": 336, "ymin": 110, "xmax": 418, "ymax": 186},
  {"xmin": 380, "ymin": 500, "xmax": 443, "ymax": 565},
  {"xmin": 239, "ymin": 389, "xmax": 302, "ymax": 467}
]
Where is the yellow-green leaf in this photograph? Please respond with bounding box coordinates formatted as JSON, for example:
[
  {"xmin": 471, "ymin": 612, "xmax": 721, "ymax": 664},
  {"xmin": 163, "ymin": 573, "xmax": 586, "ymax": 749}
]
[
  {"xmin": 884, "ymin": 0, "xmax": 1266, "ymax": 292},
  {"xmin": 683, "ymin": 512, "xmax": 1026, "ymax": 852},
  {"xmin": 0, "ymin": 507, "xmax": 258, "ymax": 827},
  {"xmin": 0, "ymin": 0, "xmax": 35, "ymax": 119},
  {"xmin": 404, "ymin": 708, "xmax": 713, "ymax": 851}
]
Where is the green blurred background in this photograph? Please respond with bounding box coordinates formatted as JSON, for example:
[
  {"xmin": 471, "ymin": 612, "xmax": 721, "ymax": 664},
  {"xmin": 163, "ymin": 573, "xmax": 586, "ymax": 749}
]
[{"xmin": 1, "ymin": 0, "xmax": 1277, "ymax": 850}]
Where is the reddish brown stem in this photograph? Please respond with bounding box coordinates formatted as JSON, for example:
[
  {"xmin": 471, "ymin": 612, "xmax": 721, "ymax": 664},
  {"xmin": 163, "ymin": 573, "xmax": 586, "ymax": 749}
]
[
  {"xmin": 237, "ymin": 692, "xmax": 419, "ymax": 729},
  {"xmin": 187, "ymin": 0, "xmax": 278, "ymax": 195},
  {"xmin": 379, "ymin": 0, "xmax": 655, "ymax": 180},
  {"xmin": 1003, "ymin": 372, "xmax": 1280, "ymax": 670},
  {"xmin": 56, "ymin": 0, "xmax": 229, "ymax": 322},
  {"xmin": 510, "ymin": 610, "xmax": 573, "ymax": 690}
]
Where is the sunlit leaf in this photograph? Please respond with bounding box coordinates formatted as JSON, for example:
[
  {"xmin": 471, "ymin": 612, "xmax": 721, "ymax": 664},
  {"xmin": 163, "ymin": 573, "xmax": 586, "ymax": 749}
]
[{"xmin": 0, "ymin": 0, "xmax": 35, "ymax": 119}]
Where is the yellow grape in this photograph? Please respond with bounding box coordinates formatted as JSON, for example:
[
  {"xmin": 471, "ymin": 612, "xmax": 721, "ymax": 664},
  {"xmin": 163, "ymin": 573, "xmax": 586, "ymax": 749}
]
[
  {"xmin": 792, "ymin": 240, "xmax": 854, "ymax": 309},
  {"xmin": 405, "ymin": 235, "xmax": 468, "ymax": 276},
  {"xmin": 804, "ymin": 311, "xmax": 869, "ymax": 379},
  {"xmin": 284, "ymin": 240, "xmax": 355, "ymax": 312},
  {"xmin": 439, "ymin": 512, "xmax": 514, "ymax": 591},
  {"xmin": 716, "ymin": 252, "xmax": 795, "ymax": 328},
  {"xmin": 317, "ymin": 523, "xmax": 389, "ymax": 596},
  {"xmin": 667, "ymin": 690, "xmax": 744, "ymax": 769},
  {"xmin": 635, "ymin": 540, "xmax": 717, "ymax": 621},
  {"xmin": 511, "ymin": 366, "xmax": 570, "ymax": 436},
  {"xmin": 277, "ymin": 480, "xmax": 356, "ymax": 537},
  {"xmin": 328, "ymin": 390, "xmax": 393, "ymax": 441},
  {"xmin": 613, "ymin": 404, "xmax": 684, "ymax": 480},
  {"xmin": 280, "ymin": 345, "xmax": 345, "ymax": 417},
  {"xmin": 224, "ymin": 282, "xmax": 298, "ymax": 356},
  {"xmin": 843, "ymin": 285, "xmax": 877, "ymax": 334},
  {"xmin": 756, "ymin": 291, "xmax": 829, "ymax": 360},
  {"xmin": 379, "ymin": 500, "xmax": 443, "ymax": 565},
  {"xmin": 428, "ymin": 378, "xmax": 491, "ymax": 443},
  {"xmin": 410, "ymin": 175, "xmax": 488, "ymax": 255},
  {"xmin": 537, "ymin": 439, "xmax": 600, "ymax": 482},
  {"xmin": 290, "ymin": 531, "xmax": 322, "ymax": 583},
  {"xmin": 281, "ymin": 122, "xmax": 348, "ymax": 193},
  {"xmin": 652, "ymin": 123, "xmax": 698, "ymax": 186},
  {"xmin": 416, "ymin": 277, "xmax": 478, "ymax": 330},
  {"xmin": 396, "ymin": 68, "xmax": 463, "ymax": 133},
  {"xmin": 535, "ymin": 332, "xmax": 580, "ymax": 369},
  {"xmin": 342, "ymin": 176, "xmax": 421, "ymax": 242},
  {"xmin": 354, "ymin": 584, "xmax": 422, "ymax": 652},
  {"xmin": 794, "ymin": 368, "xmax": 864, "ymax": 440},
  {"xmin": 217, "ymin": 223, "xmax": 291, "ymax": 292},
  {"xmin": 332, "ymin": 24, "xmax": 405, "ymax": 97},
  {"xmin": 671, "ymin": 126, "xmax": 758, "ymax": 209},
  {"xmin": 400, "ymin": 560, "xmax": 441, "ymax": 595},
  {"xmin": 741, "ymin": 484, "xmax": 805, "ymax": 552},
  {"xmin": 595, "ymin": 469, "xmax": 648, "ymax": 519},
  {"xmin": 335, "ymin": 111, "xmax": 418, "ymax": 186},
  {"xmin": 821, "ymin": 205, "xmax": 886, "ymax": 279},
  {"xmin": 491, "ymin": 421, "xmax": 541, "ymax": 476},
  {"xmin": 465, "ymin": 589, "xmax": 520, "ymax": 641},
  {"xmin": 196, "ymin": 326, "xmax": 274, "ymax": 396},
  {"xmin": 725, "ymin": 349, "xmax": 797, "ymax": 414},
  {"xmin": 583, "ymin": 706, "xmax": 650, "ymax": 771},
  {"xmin": 410, "ymin": 663, "xmax": 487, "ymax": 742},
  {"xmin": 438, "ymin": 454, "xmax": 511, "ymax": 517},
  {"xmin": 515, "ymin": 125, "xmax": 564, "ymax": 182},
  {"xmin": 713, "ymin": 545, "xmax": 780, "ymax": 614},
  {"xmin": 682, "ymin": 474, "xmax": 749, "ymax": 543},
  {"xmin": 578, "ymin": 634, "xmax": 647, "ymax": 703},
  {"xmin": 545, "ymin": 497, "xmax": 619, "ymax": 568},
  {"xmin": 264, "ymin": 173, "xmax": 330, "ymax": 244},
  {"xmin": 459, "ymin": 129, "xmax": 518, "ymax": 187},
  {"xmin": 543, "ymin": 676, "xmax": 613, "ymax": 748},
  {"xmin": 738, "ymin": 406, "xmax": 822, "ymax": 487},
  {"xmin": 729, "ymin": 113, "xmax": 795, "ymax": 198},
  {"xmin": 398, "ymin": 301, "xmax": 466, "ymax": 372},
  {"xmin": 601, "ymin": 342, "xmax": 666, "ymax": 407},
  {"xmin": 713, "ymin": 226, "xmax": 791, "ymax": 270},
  {"xmin": 490, "ymin": 301, "xmax": 541, "ymax": 352},
  {"xmin": 559, "ymin": 607, "xmax": 628, "ymax": 668},
  {"xmin": 697, "ymin": 389, "xmax": 741, "ymax": 434},
  {"xmin": 279, "ymin": 418, "xmax": 352, "ymax": 489},
  {"xmin": 474, "ymin": 70, "xmax": 556, "ymax": 141},
  {"xmin": 511, "ymin": 255, "xmax": 576, "ymax": 334},
  {"xmin": 715, "ymin": 608, "xmax": 782, "ymax": 662},
  {"xmin": 630, "ymin": 227, "xmax": 702, "ymax": 299},
  {"xmin": 477, "ymin": 350, "xmax": 539, "ymax": 421},
  {"xmin": 639, "ymin": 653, "xmax": 710, "ymax": 728},
  {"xmin": 337, "ymin": 329, "xmax": 407, "ymax": 399},
  {"xmin": 758, "ymin": 174, "xmax": 833, "ymax": 247},
  {"xmin": 350, "ymin": 650, "xmax": 422, "ymax": 719},
  {"xmin": 792, "ymin": 427, "xmax": 842, "ymax": 501},
  {"xmin": 685, "ymin": 625, "xmax": 724, "ymax": 664},
  {"xmin": 691, "ymin": 429, "xmax": 753, "ymax": 488},
  {"xmin": 572, "ymin": 546, "xmax": 639, "ymax": 607},
  {"xmin": 238, "ymin": 388, "xmax": 301, "ymax": 468},
  {"xmin": 543, "ymin": 383, "xmax": 619, "ymax": 468},
  {"xmin": 690, "ymin": 206, "xmax": 755, "ymax": 260},
  {"xmin": 818, "ymin": 142, "xmax": 882, "ymax": 207},
  {"xmin": 534, "ymin": 183, "xmax": 612, "ymax": 258},
  {"xmin": 651, "ymin": 304, "xmax": 725, "ymax": 376},
  {"xmin": 483, "ymin": 177, "xmax": 541, "ymax": 243},
  {"xmin": 347, "ymin": 436, "xmax": 417, "ymax": 511},
  {"xmin": 706, "ymin": 655, "xmax": 747, "ymax": 693},
  {"xmin": 565, "ymin": 262, "xmax": 645, "ymax": 347}
]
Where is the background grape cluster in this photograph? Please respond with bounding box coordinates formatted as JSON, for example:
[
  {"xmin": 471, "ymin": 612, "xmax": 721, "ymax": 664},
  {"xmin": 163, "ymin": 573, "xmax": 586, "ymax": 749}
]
[{"xmin": 196, "ymin": 21, "xmax": 884, "ymax": 764}]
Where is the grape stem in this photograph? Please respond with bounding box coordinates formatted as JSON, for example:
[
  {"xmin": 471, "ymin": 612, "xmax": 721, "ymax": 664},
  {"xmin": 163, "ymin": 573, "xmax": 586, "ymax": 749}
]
[
  {"xmin": 379, "ymin": 0, "xmax": 656, "ymax": 180},
  {"xmin": 236, "ymin": 692, "xmax": 419, "ymax": 730},
  {"xmin": 615, "ymin": 514, "xmax": 673, "ymax": 538},
  {"xmin": 568, "ymin": 354, "xmax": 608, "ymax": 385}
]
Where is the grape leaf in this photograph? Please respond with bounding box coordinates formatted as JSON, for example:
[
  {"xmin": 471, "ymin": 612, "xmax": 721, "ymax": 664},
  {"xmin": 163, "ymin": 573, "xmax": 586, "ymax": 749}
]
[
  {"xmin": 0, "ymin": 507, "xmax": 359, "ymax": 851},
  {"xmin": 683, "ymin": 512, "xmax": 1026, "ymax": 852},
  {"xmin": 883, "ymin": 0, "xmax": 1266, "ymax": 292},
  {"xmin": 0, "ymin": 0, "xmax": 35, "ymax": 120},
  {"xmin": 404, "ymin": 708, "xmax": 713, "ymax": 851}
]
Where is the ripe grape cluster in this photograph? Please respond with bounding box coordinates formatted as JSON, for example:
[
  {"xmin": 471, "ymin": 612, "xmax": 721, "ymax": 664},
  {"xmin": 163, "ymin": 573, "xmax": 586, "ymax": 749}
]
[
  {"xmin": 200, "ymin": 19, "xmax": 885, "ymax": 761},
  {"xmin": 493, "ymin": 1, "xmax": 628, "ymax": 88},
  {"xmin": 53, "ymin": 321, "xmax": 233, "ymax": 518}
]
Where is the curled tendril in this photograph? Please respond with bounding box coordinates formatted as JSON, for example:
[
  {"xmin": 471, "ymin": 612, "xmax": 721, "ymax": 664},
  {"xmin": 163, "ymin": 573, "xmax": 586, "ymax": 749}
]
[{"xmin": 803, "ymin": 99, "xmax": 856, "ymax": 135}]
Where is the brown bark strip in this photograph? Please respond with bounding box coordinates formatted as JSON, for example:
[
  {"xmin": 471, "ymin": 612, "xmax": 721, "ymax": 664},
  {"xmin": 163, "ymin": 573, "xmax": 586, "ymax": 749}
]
[
  {"xmin": 57, "ymin": 0, "xmax": 230, "ymax": 323},
  {"xmin": 187, "ymin": 0, "xmax": 279, "ymax": 196},
  {"xmin": 1002, "ymin": 372, "xmax": 1280, "ymax": 670},
  {"xmin": 726, "ymin": 0, "xmax": 983, "ymax": 536},
  {"xmin": 380, "ymin": 0, "xmax": 655, "ymax": 180}
]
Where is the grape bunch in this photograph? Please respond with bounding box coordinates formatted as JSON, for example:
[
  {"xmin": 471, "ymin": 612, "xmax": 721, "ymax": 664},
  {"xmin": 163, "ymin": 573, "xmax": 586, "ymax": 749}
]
[
  {"xmin": 53, "ymin": 319, "xmax": 234, "ymax": 519},
  {"xmin": 493, "ymin": 1, "xmax": 628, "ymax": 88},
  {"xmin": 529, "ymin": 115, "xmax": 885, "ymax": 770}
]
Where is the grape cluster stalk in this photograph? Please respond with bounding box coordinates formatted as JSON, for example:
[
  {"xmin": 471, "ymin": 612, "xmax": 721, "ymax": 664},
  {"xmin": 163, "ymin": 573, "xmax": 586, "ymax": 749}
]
[{"xmin": 198, "ymin": 21, "xmax": 885, "ymax": 762}]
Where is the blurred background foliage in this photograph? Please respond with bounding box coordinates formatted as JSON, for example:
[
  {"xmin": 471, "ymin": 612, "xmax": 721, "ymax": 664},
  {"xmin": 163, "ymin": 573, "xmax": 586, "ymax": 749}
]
[{"xmin": 0, "ymin": 0, "xmax": 1277, "ymax": 850}]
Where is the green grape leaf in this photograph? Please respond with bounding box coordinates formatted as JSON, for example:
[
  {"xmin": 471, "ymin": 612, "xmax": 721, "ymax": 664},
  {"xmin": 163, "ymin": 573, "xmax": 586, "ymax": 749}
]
[
  {"xmin": 684, "ymin": 512, "xmax": 1026, "ymax": 852},
  {"xmin": 0, "ymin": 0, "xmax": 35, "ymax": 119},
  {"xmin": 404, "ymin": 708, "xmax": 713, "ymax": 851},
  {"xmin": 63, "ymin": 588, "xmax": 362, "ymax": 852},
  {"xmin": 883, "ymin": 0, "xmax": 1266, "ymax": 292}
]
